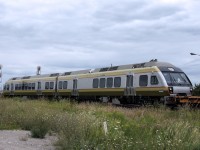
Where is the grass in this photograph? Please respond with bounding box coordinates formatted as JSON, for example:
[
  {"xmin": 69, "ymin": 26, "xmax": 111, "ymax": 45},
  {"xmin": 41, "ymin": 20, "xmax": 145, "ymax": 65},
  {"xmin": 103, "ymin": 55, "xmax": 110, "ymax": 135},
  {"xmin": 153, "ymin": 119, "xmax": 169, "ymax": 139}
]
[{"xmin": 0, "ymin": 98, "xmax": 200, "ymax": 149}]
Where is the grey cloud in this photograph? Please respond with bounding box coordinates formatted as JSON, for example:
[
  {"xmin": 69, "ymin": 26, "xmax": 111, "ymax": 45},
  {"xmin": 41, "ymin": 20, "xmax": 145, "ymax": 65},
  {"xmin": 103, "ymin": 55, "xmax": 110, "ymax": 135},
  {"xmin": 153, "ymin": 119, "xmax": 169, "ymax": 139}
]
[
  {"xmin": 0, "ymin": 3, "xmax": 6, "ymax": 18},
  {"xmin": 93, "ymin": 1, "xmax": 148, "ymax": 22},
  {"xmin": 0, "ymin": 0, "xmax": 200, "ymax": 85},
  {"xmin": 173, "ymin": 26, "xmax": 200, "ymax": 36},
  {"xmin": 93, "ymin": 1, "xmax": 182, "ymax": 24}
]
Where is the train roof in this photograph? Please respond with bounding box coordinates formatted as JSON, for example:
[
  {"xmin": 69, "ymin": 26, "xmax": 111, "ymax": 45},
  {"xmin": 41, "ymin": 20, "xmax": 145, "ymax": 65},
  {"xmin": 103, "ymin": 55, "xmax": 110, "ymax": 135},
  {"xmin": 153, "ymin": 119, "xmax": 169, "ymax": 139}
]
[
  {"xmin": 8, "ymin": 70, "xmax": 91, "ymax": 81},
  {"xmin": 93, "ymin": 60, "xmax": 181, "ymax": 72},
  {"xmin": 7, "ymin": 60, "xmax": 182, "ymax": 81}
]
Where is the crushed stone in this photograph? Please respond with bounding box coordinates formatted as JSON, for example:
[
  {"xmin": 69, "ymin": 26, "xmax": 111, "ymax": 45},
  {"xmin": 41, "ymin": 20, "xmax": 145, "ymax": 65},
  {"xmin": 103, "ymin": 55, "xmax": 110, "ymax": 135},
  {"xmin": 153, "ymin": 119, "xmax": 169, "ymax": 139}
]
[{"xmin": 0, "ymin": 130, "xmax": 57, "ymax": 150}]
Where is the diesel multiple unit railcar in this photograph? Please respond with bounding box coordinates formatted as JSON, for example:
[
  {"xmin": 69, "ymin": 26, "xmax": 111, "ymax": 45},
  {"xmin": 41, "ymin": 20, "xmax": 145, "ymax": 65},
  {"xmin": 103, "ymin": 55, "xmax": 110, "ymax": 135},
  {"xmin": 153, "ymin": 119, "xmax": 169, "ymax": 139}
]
[{"xmin": 3, "ymin": 60, "xmax": 193, "ymax": 105}]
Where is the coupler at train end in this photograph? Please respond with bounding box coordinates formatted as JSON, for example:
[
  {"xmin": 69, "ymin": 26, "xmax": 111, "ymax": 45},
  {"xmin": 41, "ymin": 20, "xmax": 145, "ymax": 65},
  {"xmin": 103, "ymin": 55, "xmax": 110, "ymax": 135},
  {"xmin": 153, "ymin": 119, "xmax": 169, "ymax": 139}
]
[{"xmin": 163, "ymin": 96, "xmax": 178, "ymax": 107}]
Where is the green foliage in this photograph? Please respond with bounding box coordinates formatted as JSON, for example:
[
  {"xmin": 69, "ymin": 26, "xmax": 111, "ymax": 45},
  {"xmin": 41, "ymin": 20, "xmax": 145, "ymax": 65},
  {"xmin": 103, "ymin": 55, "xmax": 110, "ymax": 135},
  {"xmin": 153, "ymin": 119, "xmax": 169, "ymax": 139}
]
[
  {"xmin": 0, "ymin": 98, "xmax": 200, "ymax": 149},
  {"xmin": 31, "ymin": 124, "xmax": 48, "ymax": 139},
  {"xmin": 193, "ymin": 83, "xmax": 200, "ymax": 96}
]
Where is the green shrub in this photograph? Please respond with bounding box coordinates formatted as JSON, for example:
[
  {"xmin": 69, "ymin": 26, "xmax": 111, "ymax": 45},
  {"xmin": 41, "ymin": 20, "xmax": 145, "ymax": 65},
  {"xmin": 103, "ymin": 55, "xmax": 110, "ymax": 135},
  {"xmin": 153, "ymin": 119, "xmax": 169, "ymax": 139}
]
[
  {"xmin": 193, "ymin": 83, "xmax": 200, "ymax": 96},
  {"xmin": 31, "ymin": 124, "xmax": 49, "ymax": 139},
  {"xmin": 0, "ymin": 98, "xmax": 200, "ymax": 149}
]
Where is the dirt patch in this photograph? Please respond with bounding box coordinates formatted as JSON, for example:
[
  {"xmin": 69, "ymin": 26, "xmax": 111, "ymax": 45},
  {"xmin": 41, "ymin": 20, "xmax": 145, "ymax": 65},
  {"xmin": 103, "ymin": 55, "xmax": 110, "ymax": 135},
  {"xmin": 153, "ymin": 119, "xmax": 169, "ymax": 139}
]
[{"xmin": 0, "ymin": 130, "xmax": 57, "ymax": 150}]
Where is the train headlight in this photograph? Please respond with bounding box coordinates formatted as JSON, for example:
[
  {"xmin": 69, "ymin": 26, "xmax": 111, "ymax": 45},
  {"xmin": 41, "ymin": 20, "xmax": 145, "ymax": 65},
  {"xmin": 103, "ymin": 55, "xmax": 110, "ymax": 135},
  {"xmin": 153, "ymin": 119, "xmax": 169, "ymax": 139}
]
[
  {"xmin": 190, "ymin": 88, "xmax": 193, "ymax": 93},
  {"xmin": 168, "ymin": 87, "xmax": 173, "ymax": 94}
]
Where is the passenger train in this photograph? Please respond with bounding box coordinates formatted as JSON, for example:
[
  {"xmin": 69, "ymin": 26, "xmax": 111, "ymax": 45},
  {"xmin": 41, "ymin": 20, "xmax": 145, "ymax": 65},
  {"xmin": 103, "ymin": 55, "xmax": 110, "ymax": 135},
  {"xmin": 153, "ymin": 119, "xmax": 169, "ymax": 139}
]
[{"xmin": 3, "ymin": 60, "xmax": 193, "ymax": 105}]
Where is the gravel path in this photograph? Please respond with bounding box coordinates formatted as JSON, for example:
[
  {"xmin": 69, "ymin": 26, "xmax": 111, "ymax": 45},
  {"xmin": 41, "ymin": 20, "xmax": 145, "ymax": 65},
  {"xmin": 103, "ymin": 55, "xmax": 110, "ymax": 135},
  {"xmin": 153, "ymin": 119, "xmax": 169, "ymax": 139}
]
[{"xmin": 0, "ymin": 130, "xmax": 58, "ymax": 150}]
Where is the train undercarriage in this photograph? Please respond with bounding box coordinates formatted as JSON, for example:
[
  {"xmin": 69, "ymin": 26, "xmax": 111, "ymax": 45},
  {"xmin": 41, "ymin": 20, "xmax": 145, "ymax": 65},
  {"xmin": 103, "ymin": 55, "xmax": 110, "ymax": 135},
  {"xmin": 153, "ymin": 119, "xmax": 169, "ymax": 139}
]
[
  {"xmin": 2, "ymin": 91, "xmax": 200, "ymax": 108},
  {"xmin": 73, "ymin": 95, "xmax": 200, "ymax": 108}
]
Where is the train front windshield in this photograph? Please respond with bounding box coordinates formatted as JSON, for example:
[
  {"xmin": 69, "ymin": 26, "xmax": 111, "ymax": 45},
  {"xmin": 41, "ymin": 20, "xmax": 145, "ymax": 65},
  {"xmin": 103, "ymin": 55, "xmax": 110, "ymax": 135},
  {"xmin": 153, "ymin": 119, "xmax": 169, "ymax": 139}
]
[{"xmin": 162, "ymin": 72, "xmax": 192, "ymax": 86}]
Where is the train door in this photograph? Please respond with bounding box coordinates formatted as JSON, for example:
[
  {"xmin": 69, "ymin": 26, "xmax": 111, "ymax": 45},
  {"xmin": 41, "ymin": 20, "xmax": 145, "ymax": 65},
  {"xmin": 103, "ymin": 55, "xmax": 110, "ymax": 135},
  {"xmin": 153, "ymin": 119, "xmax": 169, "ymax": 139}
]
[
  {"xmin": 54, "ymin": 76, "xmax": 58, "ymax": 97},
  {"xmin": 72, "ymin": 79, "xmax": 79, "ymax": 96},
  {"xmin": 10, "ymin": 83, "xmax": 14, "ymax": 96},
  {"xmin": 124, "ymin": 75, "xmax": 135, "ymax": 96},
  {"xmin": 37, "ymin": 81, "xmax": 42, "ymax": 95}
]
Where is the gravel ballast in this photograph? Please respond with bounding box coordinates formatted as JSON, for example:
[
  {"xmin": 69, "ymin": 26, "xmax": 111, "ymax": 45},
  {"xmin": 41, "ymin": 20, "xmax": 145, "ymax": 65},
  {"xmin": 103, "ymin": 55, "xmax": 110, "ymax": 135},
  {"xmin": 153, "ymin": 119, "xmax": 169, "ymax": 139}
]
[{"xmin": 0, "ymin": 130, "xmax": 57, "ymax": 150}]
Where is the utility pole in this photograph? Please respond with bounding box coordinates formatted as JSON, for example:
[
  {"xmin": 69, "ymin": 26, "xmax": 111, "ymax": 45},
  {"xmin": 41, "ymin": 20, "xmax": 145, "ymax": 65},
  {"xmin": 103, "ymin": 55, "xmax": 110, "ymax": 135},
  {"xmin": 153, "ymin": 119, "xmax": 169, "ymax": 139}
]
[
  {"xmin": 37, "ymin": 66, "xmax": 41, "ymax": 75},
  {"xmin": 190, "ymin": 52, "xmax": 200, "ymax": 56}
]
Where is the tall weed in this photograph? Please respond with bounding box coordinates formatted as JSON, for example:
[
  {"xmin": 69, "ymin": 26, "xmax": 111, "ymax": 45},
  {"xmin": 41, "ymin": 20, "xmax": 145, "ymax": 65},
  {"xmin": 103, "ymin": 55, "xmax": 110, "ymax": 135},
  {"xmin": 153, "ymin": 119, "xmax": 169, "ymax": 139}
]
[{"xmin": 0, "ymin": 98, "xmax": 199, "ymax": 150}]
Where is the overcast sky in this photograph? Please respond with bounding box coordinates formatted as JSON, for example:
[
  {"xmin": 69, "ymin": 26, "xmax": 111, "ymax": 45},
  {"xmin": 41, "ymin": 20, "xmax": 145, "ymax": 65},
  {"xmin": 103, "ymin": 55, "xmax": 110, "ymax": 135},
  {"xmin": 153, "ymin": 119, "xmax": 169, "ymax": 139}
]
[{"xmin": 0, "ymin": 0, "xmax": 200, "ymax": 85}]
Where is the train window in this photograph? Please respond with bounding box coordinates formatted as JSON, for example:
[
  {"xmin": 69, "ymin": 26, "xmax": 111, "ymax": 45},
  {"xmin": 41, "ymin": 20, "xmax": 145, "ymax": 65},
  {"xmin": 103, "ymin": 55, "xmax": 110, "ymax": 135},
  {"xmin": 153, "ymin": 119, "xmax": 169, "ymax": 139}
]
[
  {"xmin": 114, "ymin": 77, "xmax": 121, "ymax": 87},
  {"xmin": 15, "ymin": 84, "xmax": 18, "ymax": 90},
  {"xmin": 50, "ymin": 82, "xmax": 54, "ymax": 89},
  {"xmin": 93, "ymin": 78, "xmax": 99, "ymax": 88},
  {"xmin": 7, "ymin": 84, "xmax": 9, "ymax": 90},
  {"xmin": 139, "ymin": 75, "xmax": 148, "ymax": 86},
  {"xmin": 107, "ymin": 78, "xmax": 113, "ymax": 88},
  {"xmin": 19, "ymin": 84, "xmax": 22, "ymax": 90},
  {"xmin": 73, "ymin": 79, "xmax": 78, "ymax": 89},
  {"xmin": 24, "ymin": 83, "xmax": 28, "ymax": 90},
  {"xmin": 59, "ymin": 81, "xmax": 63, "ymax": 89},
  {"xmin": 22, "ymin": 84, "xmax": 24, "ymax": 90},
  {"xmin": 63, "ymin": 81, "xmax": 68, "ymax": 89},
  {"xmin": 100, "ymin": 78, "xmax": 106, "ymax": 88},
  {"xmin": 151, "ymin": 76, "xmax": 159, "ymax": 85},
  {"xmin": 130, "ymin": 75, "xmax": 133, "ymax": 87},
  {"xmin": 38, "ymin": 82, "xmax": 41, "ymax": 90},
  {"xmin": 28, "ymin": 83, "xmax": 32, "ymax": 90},
  {"xmin": 126, "ymin": 75, "xmax": 133, "ymax": 87},
  {"xmin": 180, "ymin": 73, "xmax": 190, "ymax": 84},
  {"xmin": 26, "ymin": 84, "xmax": 29, "ymax": 90},
  {"xmin": 45, "ymin": 82, "xmax": 49, "ymax": 89},
  {"xmin": 11, "ymin": 84, "xmax": 13, "ymax": 90},
  {"xmin": 32, "ymin": 83, "xmax": 35, "ymax": 90},
  {"xmin": 162, "ymin": 73, "xmax": 172, "ymax": 85}
]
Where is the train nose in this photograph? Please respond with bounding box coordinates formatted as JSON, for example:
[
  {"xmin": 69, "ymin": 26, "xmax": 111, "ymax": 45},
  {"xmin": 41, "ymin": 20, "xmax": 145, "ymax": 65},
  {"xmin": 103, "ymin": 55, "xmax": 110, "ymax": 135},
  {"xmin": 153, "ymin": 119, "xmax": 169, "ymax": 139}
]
[{"xmin": 172, "ymin": 86, "xmax": 192, "ymax": 96}]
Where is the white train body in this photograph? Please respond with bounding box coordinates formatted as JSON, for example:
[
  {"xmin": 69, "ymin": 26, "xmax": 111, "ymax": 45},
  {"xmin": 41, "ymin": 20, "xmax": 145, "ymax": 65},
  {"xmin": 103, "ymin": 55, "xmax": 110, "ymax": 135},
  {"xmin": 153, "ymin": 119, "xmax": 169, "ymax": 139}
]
[{"xmin": 3, "ymin": 60, "xmax": 193, "ymax": 104}]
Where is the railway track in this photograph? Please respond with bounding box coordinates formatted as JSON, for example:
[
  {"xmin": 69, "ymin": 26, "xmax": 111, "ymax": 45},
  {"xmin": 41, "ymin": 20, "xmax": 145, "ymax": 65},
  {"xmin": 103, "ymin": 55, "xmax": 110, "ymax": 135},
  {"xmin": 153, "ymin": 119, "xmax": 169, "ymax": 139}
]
[
  {"xmin": 113, "ymin": 96, "xmax": 200, "ymax": 109},
  {"xmin": 176, "ymin": 96, "xmax": 200, "ymax": 104}
]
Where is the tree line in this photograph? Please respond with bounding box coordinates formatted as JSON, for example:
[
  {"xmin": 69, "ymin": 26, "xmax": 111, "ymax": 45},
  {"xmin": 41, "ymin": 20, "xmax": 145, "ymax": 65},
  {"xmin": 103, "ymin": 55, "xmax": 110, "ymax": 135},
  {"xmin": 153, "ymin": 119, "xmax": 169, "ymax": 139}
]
[{"xmin": 192, "ymin": 83, "xmax": 200, "ymax": 96}]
